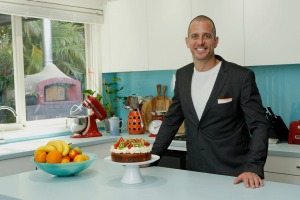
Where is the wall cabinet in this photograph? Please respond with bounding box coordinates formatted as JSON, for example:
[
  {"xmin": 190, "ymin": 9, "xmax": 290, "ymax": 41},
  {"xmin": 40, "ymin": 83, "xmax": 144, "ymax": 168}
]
[
  {"xmin": 102, "ymin": 0, "xmax": 192, "ymax": 72},
  {"xmin": 102, "ymin": 0, "xmax": 148, "ymax": 72},
  {"xmin": 102, "ymin": 0, "xmax": 300, "ymax": 72},
  {"xmin": 147, "ymin": 0, "xmax": 192, "ymax": 70},
  {"xmin": 191, "ymin": 0, "xmax": 244, "ymax": 66},
  {"xmin": 264, "ymin": 155, "xmax": 300, "ymax": 185},
  {"xmin": 244, "ymin": 0, "xmax": 300, "ymax": 66}
]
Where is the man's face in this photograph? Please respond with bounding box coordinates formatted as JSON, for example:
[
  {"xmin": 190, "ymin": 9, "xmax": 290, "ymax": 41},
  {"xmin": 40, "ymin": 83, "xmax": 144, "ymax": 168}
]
[{"xmin": 185, "ymin": 20, "xmax": 219, "ymax": 62}]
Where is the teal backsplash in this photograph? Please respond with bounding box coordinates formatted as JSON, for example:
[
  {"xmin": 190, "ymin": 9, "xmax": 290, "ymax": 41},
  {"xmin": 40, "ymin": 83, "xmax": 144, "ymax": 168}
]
[{"xmin": 103, "ymin": 64, "xmax": 300, "ymax": 128}]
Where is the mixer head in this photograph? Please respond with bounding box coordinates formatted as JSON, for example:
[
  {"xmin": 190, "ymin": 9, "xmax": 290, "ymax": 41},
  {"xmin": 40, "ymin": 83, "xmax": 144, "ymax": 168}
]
[{"xmin": 83, "ymin": 95, "xmax": 107, "ymax": 120}]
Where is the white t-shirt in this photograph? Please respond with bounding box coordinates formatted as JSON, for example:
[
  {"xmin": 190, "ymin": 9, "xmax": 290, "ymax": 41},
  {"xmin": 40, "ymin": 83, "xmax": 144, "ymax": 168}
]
[{"xmin": 191, "ymin": 62, "xmax": 222, "ymax": 120}]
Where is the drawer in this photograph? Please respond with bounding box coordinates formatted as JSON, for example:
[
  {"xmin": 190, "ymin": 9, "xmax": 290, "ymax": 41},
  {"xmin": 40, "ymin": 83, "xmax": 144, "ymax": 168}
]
[
  {"xmin": 264, "ymin": 155, "xmax": 300, "ymax": 175},
  {"xmin": 265, "ymin": 172, "xmax": 300, "ymax": 185}
]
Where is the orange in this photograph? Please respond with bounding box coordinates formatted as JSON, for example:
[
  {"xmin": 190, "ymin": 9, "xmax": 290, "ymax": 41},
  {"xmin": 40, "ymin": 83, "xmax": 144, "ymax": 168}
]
[
  {"xmin": 46, "ymin": 150, "xmax": 62, "ymax": 164},
  {"xmin": 34, "ymin": 151, "xmax": 47, "ymax": 163},
  {"xmin": 81, "ymin": 154, "xmax": 89, "ymax": 160},
  {"xmin": 61, "ymin": 155, "xmax": 71, "ymax": 163},
  {"xmin": 73, "ymin": 155, "xmax": 88, "ymax": 162}
]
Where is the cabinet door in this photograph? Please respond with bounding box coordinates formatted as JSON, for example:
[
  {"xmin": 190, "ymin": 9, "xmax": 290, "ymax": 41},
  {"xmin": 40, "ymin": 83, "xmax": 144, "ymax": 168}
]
[
  {"xmin": 244, "ymin": 0, "xmax": 300, "ymax": 66},
  {"xmin": 191, "ymin": 0, "xmax": 244, "ymax": 66},
  {"xmin": 264, "ymin": 155, "xmax": 300, "ymax": 184},
  {"xmin": 104, "ymin": 0, "xmax": 148, "ymax": 72},
  {"xmin": 0, "ymin": 156, "xmax": 35, "ymax": 177},
  {"xmin": 147, "ymin": 0, "xmax": 192, "ymax": 70}
]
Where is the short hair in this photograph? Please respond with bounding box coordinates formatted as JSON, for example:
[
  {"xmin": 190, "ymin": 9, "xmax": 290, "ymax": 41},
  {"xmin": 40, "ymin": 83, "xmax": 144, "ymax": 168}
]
[{"xmin": 188, "ymin": 15, "xmax": 216, "ymax": 37}]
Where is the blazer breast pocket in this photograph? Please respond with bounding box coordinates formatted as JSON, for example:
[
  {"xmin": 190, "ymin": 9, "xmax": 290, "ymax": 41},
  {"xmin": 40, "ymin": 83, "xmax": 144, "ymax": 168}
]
[{"xmin": 217, "ymin": 98, "xmax": 232, "ymax": 104}]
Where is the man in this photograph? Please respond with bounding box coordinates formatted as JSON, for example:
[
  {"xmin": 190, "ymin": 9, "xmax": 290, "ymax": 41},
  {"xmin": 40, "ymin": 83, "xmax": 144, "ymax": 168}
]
[{"xmin": 151, "ymin": 15, "xmax": 268, "ymax": 189}]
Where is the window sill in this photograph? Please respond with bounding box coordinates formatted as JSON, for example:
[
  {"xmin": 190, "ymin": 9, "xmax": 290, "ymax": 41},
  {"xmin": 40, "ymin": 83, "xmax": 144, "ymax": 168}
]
[{"xmin": 1, "ymin": 126, "xmax": 71, "ymax": 144}]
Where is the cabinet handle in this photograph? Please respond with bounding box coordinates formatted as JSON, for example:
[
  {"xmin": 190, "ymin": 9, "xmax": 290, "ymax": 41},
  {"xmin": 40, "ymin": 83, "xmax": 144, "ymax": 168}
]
[{"xmin": 297, "ymin": 166, "xmax": 300, "ymax": 169}]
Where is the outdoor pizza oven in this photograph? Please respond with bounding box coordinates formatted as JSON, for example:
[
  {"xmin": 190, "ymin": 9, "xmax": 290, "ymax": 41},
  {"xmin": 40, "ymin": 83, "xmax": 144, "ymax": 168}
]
[{"xmin": 37, "ymin": 77, "xmax": 81, "ymax": 105}]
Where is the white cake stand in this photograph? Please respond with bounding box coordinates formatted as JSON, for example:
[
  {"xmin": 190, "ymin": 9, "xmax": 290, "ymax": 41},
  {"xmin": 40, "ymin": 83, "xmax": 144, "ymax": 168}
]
[{"xmin": 104, "ymin": 154, "xmax": 160, "ymax": 184}]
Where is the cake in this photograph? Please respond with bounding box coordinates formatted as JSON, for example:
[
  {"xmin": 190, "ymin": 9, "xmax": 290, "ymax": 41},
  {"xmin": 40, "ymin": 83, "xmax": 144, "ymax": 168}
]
[{"xmin": 110, "ymin": 137, "xmax": 151, "ymax": 163}]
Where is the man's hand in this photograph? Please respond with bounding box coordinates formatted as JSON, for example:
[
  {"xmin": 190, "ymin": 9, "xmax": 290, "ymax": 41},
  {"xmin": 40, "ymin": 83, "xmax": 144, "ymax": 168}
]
[{"xmin": 233, "ymin": 172, "xmax": 264, "ymax": 188}]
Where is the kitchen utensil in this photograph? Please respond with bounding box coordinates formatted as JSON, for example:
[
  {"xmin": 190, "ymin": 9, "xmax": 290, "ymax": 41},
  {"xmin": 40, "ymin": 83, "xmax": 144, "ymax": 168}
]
[
  {"xmin": 162, "ymin": 85, "xmax": 172, "ymax": 109},
  {"xmin": 266, "ymin": 106, "xmax": 289, "ymax": 141},
  {"xmin": 70, "ymin": 95, "xmax": 107, "ymax": 138},
  {"xmin": 156, "ymin": 84, "xmax": 167, "ymax": 111},
  {"xmin": 141, "ymin": 97, "xmax": 153, "ymax": 131},
  {"xmin": 151, "ymin": 111, "xmax": 165, "ymax": 121},
  {"xmin": 67, "ymin": 116, "xmax": 88, "ymax": 134},
  {"xmin": 32, "ymin": 153, "xmax": 96, "ymax": 176},
  {"xmin": 126, "ymin": 110, "xmax": 146, "ymax": 134},
  {"xmin": 151, "ymin": 84, "xmax": 162, "ymax": 111},
  {"xmin": 288, "ymin": 120, "xmax": 300, "ymax": 144},
  {"xmin": 148, "ymin": 120, "xmax": 162, "ymax": 137},
  {"xmin": 108, "ymin": 117, "xmax": 123, "ymax": 136}
]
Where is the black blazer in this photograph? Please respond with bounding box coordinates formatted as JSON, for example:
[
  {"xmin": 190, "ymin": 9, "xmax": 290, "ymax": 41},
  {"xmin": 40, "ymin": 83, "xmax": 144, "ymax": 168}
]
[{"xmin": 151, "ymin": 55, "xmax": 268, "ymax": 178}]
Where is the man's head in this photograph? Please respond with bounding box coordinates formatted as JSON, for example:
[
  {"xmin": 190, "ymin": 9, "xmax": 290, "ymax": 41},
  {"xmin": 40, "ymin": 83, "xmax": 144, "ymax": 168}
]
[
  {"xmin": 185, "ymin": 15, "xmax": 219, "ymax": 65},
  {"xmin": 187, "ymin": 15, "xmax": 217, "ymax": 38}
]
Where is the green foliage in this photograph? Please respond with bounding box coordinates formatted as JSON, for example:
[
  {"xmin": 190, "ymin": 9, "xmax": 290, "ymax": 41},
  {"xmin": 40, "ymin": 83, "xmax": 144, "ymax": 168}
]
[{"xmin": 22, "ymin": 20, "xmax": 85, "ymax": 78}]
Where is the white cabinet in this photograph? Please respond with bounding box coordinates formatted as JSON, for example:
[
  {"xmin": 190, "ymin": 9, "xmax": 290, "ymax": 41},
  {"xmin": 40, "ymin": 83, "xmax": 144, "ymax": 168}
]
[
  {"xmin": 0, "ymin": 156, "xmax": 35, "ymax": 177},
  {"xmin": 102, "ymin": 0, "xmax": 192, "ymax": 72},
  {"xmin": 147, "ymin": 0, "xmax": 192, "ymax": 70},
  {"xmin": 244, "ymin": 0, "xmax": 300, "ymax": 66},
  {"xmin": 264, "ymin": 155, "xmax": 300, "ymax": 185},
  {"xmin": 102, "ymin": 0, "xmax": 148, "ymax": 72},
  {"xmin": 191, "ymin": 0, "xmax": 244, "ymax": 66}
]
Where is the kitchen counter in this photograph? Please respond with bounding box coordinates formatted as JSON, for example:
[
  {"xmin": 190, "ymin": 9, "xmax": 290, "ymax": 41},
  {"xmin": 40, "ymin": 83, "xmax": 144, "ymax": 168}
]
[
  {"xmin": 0, "ymin": 134, "xmax": 118, "ymax": 161},
  {"xmin": 1, "ymin": 132, "xmax": 300, "ymax": 161},
  {"xmin": 0, "ymin": 158, "xmax": 299, "ymax": 200}
]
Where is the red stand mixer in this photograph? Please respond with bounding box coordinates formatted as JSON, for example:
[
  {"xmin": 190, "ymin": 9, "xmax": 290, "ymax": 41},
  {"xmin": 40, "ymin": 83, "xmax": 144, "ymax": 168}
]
[{"xmin": 69, "ymin": 95, "xmax": 107, "ymax": 138}]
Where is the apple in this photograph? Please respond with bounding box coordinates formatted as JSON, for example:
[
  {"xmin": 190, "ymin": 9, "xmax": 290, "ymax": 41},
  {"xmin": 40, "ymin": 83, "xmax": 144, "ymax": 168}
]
[
  {"xmin": 73, "ymin": 154, "xmax": 88, "ymax": 162},
  {"xmin": 68, "ymin": 149, "xmax": 80, "ymax": 160},
  {"xmin": 73, "ymin": 147, "xmax": 82, "ymax": 154},
  {"xmin": 61, "ymin": 155, "xmax": 71, "ymax": 163}
]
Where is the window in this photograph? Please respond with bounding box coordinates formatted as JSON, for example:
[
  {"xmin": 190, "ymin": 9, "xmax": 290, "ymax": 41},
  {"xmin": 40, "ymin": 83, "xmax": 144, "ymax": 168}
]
[
  {"xmin": 0, "ymin": 14, "xmax": 16, "ymax": 124},
  {"xmin": 0, "ymin": 1, "xmax": 103, "ymax": 133},
  {"xmin": 23, "ymin": 18, "xmax": 86, "ymax": 121}
]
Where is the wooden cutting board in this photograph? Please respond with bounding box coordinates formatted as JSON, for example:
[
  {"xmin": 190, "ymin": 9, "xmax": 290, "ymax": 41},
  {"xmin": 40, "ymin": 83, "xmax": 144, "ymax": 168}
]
[
  {"xmin": 141, "ymin": 98, "xmax": 153, "ymax": 131},
  {"xmin": 142, "ymin": 84, "xmax": 185, "ymax": 133},
  {"xmin": 161, "ymin": 85, "xmax": 172, "ymax": 110},
  {"xmin": 151, "ymin": 84, "xmax": 162, "ymax": 111}
]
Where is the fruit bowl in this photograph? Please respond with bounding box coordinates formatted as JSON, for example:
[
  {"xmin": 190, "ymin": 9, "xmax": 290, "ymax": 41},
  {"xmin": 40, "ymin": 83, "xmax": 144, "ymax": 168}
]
[{"xmin": 32, "ymin": 153, "xmax": 97, "ymax": 177}]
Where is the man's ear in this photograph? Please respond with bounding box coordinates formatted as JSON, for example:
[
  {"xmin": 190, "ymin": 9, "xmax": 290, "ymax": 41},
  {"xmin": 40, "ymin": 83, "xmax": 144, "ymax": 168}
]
[
  {"xmin": 185, "ymin": 37, "xmax": 189, "ymax": 48},
  {"xmin": 214, "ymin": 36, "xmax": 219, "ymax": 48}
]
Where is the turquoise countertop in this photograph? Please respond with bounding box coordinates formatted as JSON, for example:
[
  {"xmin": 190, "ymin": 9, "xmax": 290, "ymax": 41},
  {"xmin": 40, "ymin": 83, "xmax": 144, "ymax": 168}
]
[
  {"xmin": 1, "ymin": 131, "xmax": 300, "ymax": 161},
  {"xmin": 0, "ymin": 158, "xmax": 300, "ymax": 200}
]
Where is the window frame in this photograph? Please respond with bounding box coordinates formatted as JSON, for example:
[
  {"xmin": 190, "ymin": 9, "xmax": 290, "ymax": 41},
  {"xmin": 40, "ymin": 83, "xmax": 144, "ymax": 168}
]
[{"xmin": 2, "ymin": 15, "xmax": 103, "ymax": 135}]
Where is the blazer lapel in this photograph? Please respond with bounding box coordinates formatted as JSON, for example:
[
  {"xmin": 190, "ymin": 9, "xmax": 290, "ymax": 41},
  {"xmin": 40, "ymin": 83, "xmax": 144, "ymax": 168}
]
[
  {"xmin": 184, "ymin": 65, "xmax": 199, "ymax": 127},
  {"xmin": 200, "ymin": 63, "xmax": 228, "ymax": 122}
]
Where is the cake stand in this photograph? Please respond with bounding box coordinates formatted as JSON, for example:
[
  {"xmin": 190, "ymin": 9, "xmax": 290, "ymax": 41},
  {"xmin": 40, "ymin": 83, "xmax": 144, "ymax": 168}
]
[{"xmin": 104, "ymin": 154, "xmax": 160, "ymax": 184}]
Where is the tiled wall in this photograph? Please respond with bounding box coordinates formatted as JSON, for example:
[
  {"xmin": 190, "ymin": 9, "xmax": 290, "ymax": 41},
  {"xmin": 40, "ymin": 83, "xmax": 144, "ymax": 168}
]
[{"xmin": 103, "ymin": 64, "xmax": 300, "ymax": 128}]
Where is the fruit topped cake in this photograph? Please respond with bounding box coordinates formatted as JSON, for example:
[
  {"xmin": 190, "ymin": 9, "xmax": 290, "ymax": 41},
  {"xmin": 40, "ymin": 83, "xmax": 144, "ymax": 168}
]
[{"xmin": 110, "ymin": 137, "xmax": 151, "ymax": 163}]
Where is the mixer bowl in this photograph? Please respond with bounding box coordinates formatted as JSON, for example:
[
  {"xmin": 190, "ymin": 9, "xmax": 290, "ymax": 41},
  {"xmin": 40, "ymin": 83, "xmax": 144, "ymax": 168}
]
[{"xmin": 67, "ymin": 116, "xmax": 88, "ymax": 133}]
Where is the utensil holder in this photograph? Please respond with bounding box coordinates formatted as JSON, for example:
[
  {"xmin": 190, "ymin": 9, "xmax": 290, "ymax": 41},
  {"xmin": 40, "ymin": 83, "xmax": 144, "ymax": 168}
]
[{"xmin": 127, "ymin": 110, "xmax": 146, "ymax": 134}]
